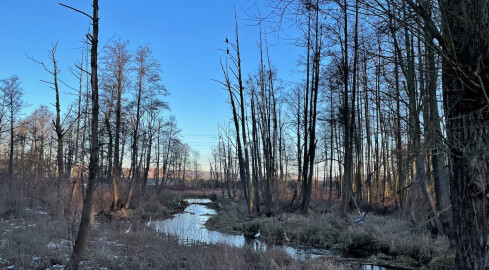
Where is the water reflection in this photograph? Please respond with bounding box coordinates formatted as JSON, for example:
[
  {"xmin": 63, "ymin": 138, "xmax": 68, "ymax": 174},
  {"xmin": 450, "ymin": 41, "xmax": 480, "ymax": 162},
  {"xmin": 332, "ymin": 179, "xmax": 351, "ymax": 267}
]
[
  {"xmin": 154, "ymin": 199, "xmax": 394, "ymax": 269},
  {"xmin": 154, "ymin": 203, "xmax": 245, "ymax": 246},
  {"xmin": 154, "ymin": 200, "xmax": 333, "ymax": 260},
  {"xmin": 362, "ymin": 265, "xmax": 396, "ymax": 270}
]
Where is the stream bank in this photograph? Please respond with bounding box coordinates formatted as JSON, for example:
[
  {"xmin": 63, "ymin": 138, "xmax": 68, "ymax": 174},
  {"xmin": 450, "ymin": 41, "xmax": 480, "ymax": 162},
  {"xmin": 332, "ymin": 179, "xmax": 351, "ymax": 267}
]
[
  {"xmin": 154, "ymin": 198, "xmax": 405, "ymax": 269},
  {"xmin": 204, "ymin": 197, "xmax": 454, "ymax": 270}
]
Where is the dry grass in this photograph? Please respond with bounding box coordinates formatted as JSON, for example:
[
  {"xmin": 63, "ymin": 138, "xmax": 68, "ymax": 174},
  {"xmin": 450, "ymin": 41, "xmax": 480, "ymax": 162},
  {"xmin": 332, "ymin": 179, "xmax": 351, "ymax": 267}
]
[
  {"xmin": 0, "ymin": 173, "xmax": 454, "ymax": 270},
  {"xmin": 84, "ymin": 225, "xmax": 314, "ymax": 270},
  {"xmin": 207, "ymin": 197, "xmax": 455, "ymax": 269},
  {"xmin": 0, "ymin": 176, "xmax": 345, "ymax": 270},
  {"xmin": 0, "ymin": 211, "xmax": 336, "ymax": 270}
]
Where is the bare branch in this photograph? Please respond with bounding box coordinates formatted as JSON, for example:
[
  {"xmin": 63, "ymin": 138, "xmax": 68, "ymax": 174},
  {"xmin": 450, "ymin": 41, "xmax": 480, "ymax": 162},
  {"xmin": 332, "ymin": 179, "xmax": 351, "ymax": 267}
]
[
  {"xmin": 58, "ymin": 78, "xmax": 78, "ymax": 92},
  {"xmin": 26, "ymin": 54, "xmax": 54, "ymax": 76},
  {"xmin": 39, "ymin": 79, "xmax": 55, "ymax": 85},
  {"xmin": 75, "ymin": 63, "xmax": 91, "ymax": 76},
  {"xmin": 61, "ymin": 105, "xmax": 77, "ymax": 135},
  {"xmin": 59, "ymin": 3, "xmax": 93, "ymax": 20}
]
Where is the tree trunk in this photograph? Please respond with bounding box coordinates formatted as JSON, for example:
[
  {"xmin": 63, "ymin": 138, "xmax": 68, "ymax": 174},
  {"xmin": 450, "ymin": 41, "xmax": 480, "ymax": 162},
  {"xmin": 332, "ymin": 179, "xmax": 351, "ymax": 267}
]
[
  {"xmin": 9, "ymin": 98, "xmax": 14, "ymax": 176},
  {"xmin": 302, "ymin": 3, "xmax": 321, "ymax": 214},
  {"xmin": 125, "ymin": 55, "xmax": 144, "ymax": 209},
  {"xmin": 112, "ymin": 76, "xmax": 122, "ymax": 209},
  {"xmin": 143, "ymin": 125, "xmax": 154, "ymax": 194},
  {"xmin": 420, "ymin": 0, "xmax": 450, "ymax": 219},
  {"xmin": 341, "ymin": 0, "xmax": 352, "ymax": 213},
  {"xmin": 67, "ymin": 1, "xmax": 99, "ymax": 268},
  {"xmin": 440, "ymin": 1, "xmax": 489, "ymax": 268}
]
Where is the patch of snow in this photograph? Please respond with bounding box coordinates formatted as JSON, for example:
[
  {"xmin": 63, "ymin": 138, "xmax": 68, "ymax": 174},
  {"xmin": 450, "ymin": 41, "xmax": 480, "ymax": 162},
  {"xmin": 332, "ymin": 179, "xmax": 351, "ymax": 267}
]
[
  {"xmin": 7, "ymin": 265, "xmax": 15, "ymax": 269},
  {"xmin": 47, "ymin": 240, "xmax": 71, "ymax": 249},
  {"xmin": 97, "ymin": 236, "xmax": 125, "ymax": 247},
  {"xmin": 28, "ymin": 224, "xmax": 37, "ymax": 228},
  {"xmin": 1, "ymin": 239, "xmax": 6, "ymax": 248},
  {"xmin": 37, "ymin": 211, "xmax": 48, "ymax": 215}
]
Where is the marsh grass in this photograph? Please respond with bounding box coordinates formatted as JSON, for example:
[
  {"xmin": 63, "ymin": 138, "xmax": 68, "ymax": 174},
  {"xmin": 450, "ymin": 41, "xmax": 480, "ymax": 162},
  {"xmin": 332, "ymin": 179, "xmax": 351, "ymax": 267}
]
[
  {"xmin": 85, "ymin": 226, "xmax": 313, "ymax": 270},
  {"xmin": 1, "ymin": 177, "xmax": 343, "ymax": 270},
  {"xmin": 207, "ymin": 199, "xmax": 454, "ymax": 269},
  {"xmin": 0, "ymin": 174, "xmax": 453, "ymax": 269},
  {"xmin": 1, "ymin": 213, "xmax": 324, "ymax": 269}
]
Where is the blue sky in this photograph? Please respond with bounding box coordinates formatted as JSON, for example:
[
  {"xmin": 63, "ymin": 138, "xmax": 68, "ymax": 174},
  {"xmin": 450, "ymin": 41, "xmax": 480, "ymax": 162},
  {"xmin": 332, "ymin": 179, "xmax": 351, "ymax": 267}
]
[{"xmin": 0, "ymin": 0, "xmax": 303, "ymax": 167}]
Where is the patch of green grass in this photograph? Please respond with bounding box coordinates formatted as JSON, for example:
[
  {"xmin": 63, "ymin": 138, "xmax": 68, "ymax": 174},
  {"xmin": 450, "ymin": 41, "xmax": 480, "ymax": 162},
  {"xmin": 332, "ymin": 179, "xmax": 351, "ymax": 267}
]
[
  {"xmin": 206, "ymin": 203, "xmax": 244, "ymax": 233},
  {"xmin": 429, "ymin": 254, "xmax": 455, "ymax": 270},
  {"xmin": 393, "ymin": 255, "xmax": 419, "ymax": 267}
]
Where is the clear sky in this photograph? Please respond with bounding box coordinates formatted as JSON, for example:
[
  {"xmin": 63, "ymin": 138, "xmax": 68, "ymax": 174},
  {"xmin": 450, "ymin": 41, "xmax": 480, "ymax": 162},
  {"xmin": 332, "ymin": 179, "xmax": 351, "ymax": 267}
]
[{"xmin": 0, "ymin": 0, "xmax": 303, "ymax": 168}]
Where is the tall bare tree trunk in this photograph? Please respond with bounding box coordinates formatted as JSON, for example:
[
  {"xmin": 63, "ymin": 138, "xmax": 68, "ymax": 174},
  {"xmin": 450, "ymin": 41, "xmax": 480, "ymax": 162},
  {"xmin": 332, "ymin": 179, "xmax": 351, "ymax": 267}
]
[
  {"xmin": 420, "ymin": 0, "xmax": 450, "ymax": 220},
  {"xmin": 393, "ymin": 47, "xmax": 404, "ymax": 208},
  {"xmin": 112, "ymin": 76, "xmax": 122, "ymax": 209},
  {"xmin": 341, "ymin": 0, "xmax": 353, "ymax": 213},
  {"xmin": 302, "ymin": 2, "xmax": 321, "ymax": 214},
  {"xmin": 66, "ymin": 0, "xmax": 99, "ymax": 268},
  {"xmin": 352, "ymin": 0, "xmax": 361, "ymax": 202}
]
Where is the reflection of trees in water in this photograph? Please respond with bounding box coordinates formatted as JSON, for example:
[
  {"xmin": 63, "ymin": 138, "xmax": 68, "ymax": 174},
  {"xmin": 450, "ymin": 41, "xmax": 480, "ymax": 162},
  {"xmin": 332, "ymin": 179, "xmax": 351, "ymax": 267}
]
[{"xmin": 155, "ymin": 200, "xmax": 335, "ymax": 261}]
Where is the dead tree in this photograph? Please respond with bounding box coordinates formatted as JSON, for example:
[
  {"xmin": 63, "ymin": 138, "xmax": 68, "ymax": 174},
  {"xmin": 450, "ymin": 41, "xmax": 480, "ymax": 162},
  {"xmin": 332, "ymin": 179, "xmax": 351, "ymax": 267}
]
[
  {"xmin": 62, "ymin": 0, "xmax": 100, "ymax": 269},
  {"xmin": 218, "ymin": 13, "xmax": 254, "ymax": 215}
]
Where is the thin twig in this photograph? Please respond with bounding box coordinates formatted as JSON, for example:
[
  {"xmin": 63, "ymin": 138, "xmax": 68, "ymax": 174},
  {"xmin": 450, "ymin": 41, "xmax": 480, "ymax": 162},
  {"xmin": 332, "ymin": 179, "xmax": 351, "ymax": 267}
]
[{"xmin": 476, "ymin": 74, "xmax": 489, "ymax": 105}]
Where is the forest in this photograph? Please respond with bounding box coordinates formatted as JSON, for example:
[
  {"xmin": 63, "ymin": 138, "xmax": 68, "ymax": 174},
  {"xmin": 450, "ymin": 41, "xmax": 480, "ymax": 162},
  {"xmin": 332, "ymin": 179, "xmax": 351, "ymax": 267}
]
[{"xmin": 0, "ymin": 0, "xmax": 488, "ymax": 270}]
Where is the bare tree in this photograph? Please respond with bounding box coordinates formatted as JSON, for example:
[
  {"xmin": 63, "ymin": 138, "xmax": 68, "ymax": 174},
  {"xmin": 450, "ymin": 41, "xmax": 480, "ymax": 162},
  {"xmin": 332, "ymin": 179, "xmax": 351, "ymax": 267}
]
[
  {"xmin": 100, "ymin": 39, "xmax": 132, "ymax": 209},
  {"xmin": 219, "ymin": 12, "xmax": 254, "ymax": 214},
  {"xmin": 125, "ymin": 45, "xmax": 165, "ymax": 209},
  {"xmin": 142, "ymin": 97, "xmax": 168, "ymax": 193},
  {"xmin": 29, "ymin": 43, "xmax": 76, "ymax": 205},
  {"xmin": 300, "ymin": 1, "xmax": 322, "ymax": 215},
  {"xmin": 1, "ymin": 75, "xmax": 25, "ymax": 176},
  {"xmin": 62, "ymin": 0, "xmax": 100, "ymax": 268}
]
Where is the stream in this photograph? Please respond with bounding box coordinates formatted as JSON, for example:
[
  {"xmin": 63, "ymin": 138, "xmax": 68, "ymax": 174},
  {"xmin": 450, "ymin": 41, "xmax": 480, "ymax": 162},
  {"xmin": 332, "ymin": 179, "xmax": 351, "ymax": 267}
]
[{"xmin": 153, "ymin": 198, "xmax": 393, "ymax": 270}]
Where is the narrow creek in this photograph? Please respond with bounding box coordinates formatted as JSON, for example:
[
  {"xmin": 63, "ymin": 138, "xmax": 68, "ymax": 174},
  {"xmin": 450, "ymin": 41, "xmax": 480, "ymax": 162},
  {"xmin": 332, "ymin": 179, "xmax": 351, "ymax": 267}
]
[{"xmin": 153, "ymin": 198, "xmax": 394, "ymax": 270}]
